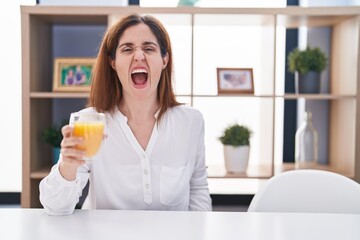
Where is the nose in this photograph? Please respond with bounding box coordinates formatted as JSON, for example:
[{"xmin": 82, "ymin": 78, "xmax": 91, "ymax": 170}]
[{"xmin": 133, "ymin": 48, "xmax": 145, "ymax": 62}]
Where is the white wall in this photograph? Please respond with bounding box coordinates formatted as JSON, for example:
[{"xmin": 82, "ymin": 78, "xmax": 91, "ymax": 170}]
[{"xmin": 0, "ymin": 1, "xmax": 35, "ymax": 192}]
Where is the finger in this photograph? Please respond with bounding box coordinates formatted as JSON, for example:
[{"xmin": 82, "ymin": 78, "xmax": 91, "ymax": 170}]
[
  {"xmin": 103, "ymin": 133, "xmax": 108, "ymax": 140},
  {"xmin": 61, "ymin": 156, "xmax": 86, "ymax": 167},
  {"xmin": 61, "ymin": 147, "xmax": 85, "ymax": 159},
  {"xmin": 60, "ymin": 137, "xmax": 83, "ymax": 148},
  {"xmin": 61, "ymin": 125, "xmax": 73, "ymax": 138}
]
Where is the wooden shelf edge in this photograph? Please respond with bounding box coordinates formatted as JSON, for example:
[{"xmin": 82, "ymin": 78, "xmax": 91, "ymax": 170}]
[
  {"xmin": 189, "ymin": 94, "xmax": 356, "ymax": 99},
  {"xmin": 207, "ymin": 163, "xmax": 355, "ymax": 179},
  {"xmin": 275, "ymin": 163, "xmax": 355, "ymax": 179},
  {"xmin": 207, "ymin": 164, "xmax": 273, "ymax": 179},
  {"xmin": 30, "ymin": 92, "xmax": 89, "ymax": 98},
  {"xmin": 30, "ymin": 167, "xmax": 51, "ymax": 179},
  {"xmin": 30, "ymin": 92, "xmax": 356, "ymax": 100},
  {"xmin": 21, "ymin": 5, "xmax": 360, "ymax": 16},
  {"xmin": 280, "ymin": 94, "xmax": 356, "ymax": 99},
  {"xmin": 31, "ymin": 92, "xmax": 276, "ymax": 98}
]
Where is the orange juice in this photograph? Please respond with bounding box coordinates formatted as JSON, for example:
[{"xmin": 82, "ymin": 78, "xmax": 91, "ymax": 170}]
[{"xmin": 73, "ymin": 122, "xmax": 105, "ymax": 157}]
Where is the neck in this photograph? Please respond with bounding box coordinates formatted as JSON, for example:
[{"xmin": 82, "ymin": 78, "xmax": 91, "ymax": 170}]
[{"xmin": 119, "ymin": 97, "xmax": 159, "ymax": 124}]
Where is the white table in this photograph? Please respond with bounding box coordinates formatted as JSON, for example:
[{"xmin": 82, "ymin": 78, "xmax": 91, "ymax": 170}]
[{"xmin": 1, "ymin": 209, "xmax": 359, "ymax": 240}]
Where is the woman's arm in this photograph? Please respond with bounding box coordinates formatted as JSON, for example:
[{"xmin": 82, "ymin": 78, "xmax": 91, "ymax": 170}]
[
  {"xmin": 39, "ymin": 161, "xmax": 90, "ymax": 215},
  {"xmin": 189, "ymin": 114, "xmax": 212, "ymax": 211}
]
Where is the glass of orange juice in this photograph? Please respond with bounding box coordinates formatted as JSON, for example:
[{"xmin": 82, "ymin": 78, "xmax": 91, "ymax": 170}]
[{"xmin": 70, "ymin": 112, "xmax": 106, "ymax": 161}]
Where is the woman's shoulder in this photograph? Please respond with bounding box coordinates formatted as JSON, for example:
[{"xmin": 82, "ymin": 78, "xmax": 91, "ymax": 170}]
[
  {"xmin": 169, "ymin": 105, "xmax": 204, "ymax": 121},
  {"xmin": 77, "ymin": 107, "xmax": 99, "ymax": 114}
]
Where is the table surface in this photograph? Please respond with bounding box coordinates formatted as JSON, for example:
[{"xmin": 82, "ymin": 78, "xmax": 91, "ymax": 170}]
[{"xmin": 1, "ymin": 209, "xmax": 359, "ymax": 240}]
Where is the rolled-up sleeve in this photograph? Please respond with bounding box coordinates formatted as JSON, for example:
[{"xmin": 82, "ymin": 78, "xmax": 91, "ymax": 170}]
[{"xmin": 39, "ymin": 159, "xmax": 90, "ymax": 215}]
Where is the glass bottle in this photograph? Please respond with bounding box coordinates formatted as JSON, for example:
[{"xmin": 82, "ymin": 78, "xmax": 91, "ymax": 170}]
[{"xmin": 295, "ymin": 111, "xmax": 318, "ymax": 169}]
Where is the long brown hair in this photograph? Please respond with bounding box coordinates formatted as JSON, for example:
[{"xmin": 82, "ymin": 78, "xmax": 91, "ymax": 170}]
[{"xmin": 89, "ymin": 14, "xmax": 181, "ymax": 122}]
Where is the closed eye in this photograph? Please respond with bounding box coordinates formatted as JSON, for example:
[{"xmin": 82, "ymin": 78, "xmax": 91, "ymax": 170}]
[
  {"xmin": 118, "ymin": 42, "xmax": 159, "ymax": 54},
  {"xmin": 144, "ymin": 47, "xmax": 155, "ymax": 52},
  {"xmin": 121, "ymin": 47, "xmax": 133, "ymax": 53}
]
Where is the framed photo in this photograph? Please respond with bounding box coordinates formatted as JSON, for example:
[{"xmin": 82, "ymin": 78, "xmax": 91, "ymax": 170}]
[
  {"xmin": 217, "ymin": 68, "xmax": 254, "ymax": 94},
  {"xmin": 53, "ymin": 58, "xmax": 96, "ymax": 92}
]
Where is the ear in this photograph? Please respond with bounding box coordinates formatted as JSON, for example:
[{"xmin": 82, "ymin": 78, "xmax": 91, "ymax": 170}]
[
  {"xmin": 162, "ymin": 52, "xmax": 169, "ymax": 70},
  {"xmin": 109, "ymin": 56, "xmax": 116, "ymax": 70}
]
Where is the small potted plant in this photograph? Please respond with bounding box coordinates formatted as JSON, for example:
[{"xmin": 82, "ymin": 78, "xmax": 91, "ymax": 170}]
[
  {"xmin": 288, "ymin": 46, "xmax": 327, "ymax": 94},
  {"xmin": 42, "ymin": 120, "xmax": 67, "ymax": 164},
  {"xmin": 219, "ymin": 124, "xmax": 252, "ymax": 173}
]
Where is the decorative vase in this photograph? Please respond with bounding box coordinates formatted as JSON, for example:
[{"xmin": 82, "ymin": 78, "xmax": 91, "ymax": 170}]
[
  {"xmin": 295, "ymin": 71, "xmax": 321, "ymax": 94},
  {"xmin": 295, "ymin": 111, "xmax": 318, "ymax": 169},
  {"xmin": 52, "ymin": 147, "xmax": 61, "ymax": 165},
  {"xmin": 223, "ymin": 145, "xmax": 250, "ymax": 173}
]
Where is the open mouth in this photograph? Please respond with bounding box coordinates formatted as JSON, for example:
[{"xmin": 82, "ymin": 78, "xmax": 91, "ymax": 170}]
[{"xmin": 131, "ymin": 68, "xmax": 148, "ymax": 87}]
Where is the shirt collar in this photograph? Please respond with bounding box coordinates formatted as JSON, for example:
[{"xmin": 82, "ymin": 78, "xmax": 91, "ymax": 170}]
[{"xmin": 114, "ymin": 107, "xmax": 160, "ymax": 122}]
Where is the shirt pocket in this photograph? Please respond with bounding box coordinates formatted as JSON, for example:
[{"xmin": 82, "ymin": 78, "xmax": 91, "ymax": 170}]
[{"xmin": 160, "ymin": 163, "xmax": 189, "ymax": 206}]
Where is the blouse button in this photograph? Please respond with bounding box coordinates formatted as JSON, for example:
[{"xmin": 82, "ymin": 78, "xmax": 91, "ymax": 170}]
[
  {"xmin": 144, "ymin": 170, "xmax": 148, "ymax": 175},
  {"xmin": 145, "ymin": 184, "xmax": 149, "ymax": 189}
]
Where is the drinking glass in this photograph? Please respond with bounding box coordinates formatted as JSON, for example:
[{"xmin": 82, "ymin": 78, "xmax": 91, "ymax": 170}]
[{"xmin": 70, "ymin": 112, "xmax": 106, "ymax": 161}]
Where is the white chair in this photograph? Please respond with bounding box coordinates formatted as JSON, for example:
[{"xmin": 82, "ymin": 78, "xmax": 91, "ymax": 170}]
[{"xmin": 248, "ymin": 169, "xmax": 360, "ymax": 214}]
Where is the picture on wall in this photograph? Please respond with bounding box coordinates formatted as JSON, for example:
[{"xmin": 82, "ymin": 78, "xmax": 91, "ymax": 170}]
[
  {"xmin": 217, "ymin": 68, "xmax": 254, "ymax": 94},
  {"xmin": 53, "ymin": 58, "xmax": 96, "ymax": 92}
]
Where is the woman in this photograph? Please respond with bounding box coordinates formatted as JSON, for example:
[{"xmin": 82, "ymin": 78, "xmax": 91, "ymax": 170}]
[{"xmin": 39, "ymin": 14, "xmax": 212, "ymax": 215}]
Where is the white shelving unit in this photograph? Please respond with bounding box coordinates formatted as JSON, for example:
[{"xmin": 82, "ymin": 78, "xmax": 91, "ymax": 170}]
[{"xmin": 21, "ymin": 6, "xmax": 360, "ymax": 207}]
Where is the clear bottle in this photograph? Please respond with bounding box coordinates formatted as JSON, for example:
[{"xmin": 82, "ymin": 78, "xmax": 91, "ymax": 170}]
[{"xmin": 295, "ymin": 111, "xmax": 318, "ymax": 169}]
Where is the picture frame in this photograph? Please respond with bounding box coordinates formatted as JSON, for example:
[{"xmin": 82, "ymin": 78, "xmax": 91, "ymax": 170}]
[
  {"xmin": 217, "ymin": 68, "xmax": 254, "ymax": 94},
  {"xmin": 53, "ymin": 58, "xmax": 96, "ymax": 92}
]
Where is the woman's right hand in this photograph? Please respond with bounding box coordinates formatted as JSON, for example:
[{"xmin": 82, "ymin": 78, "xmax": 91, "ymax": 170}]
[{"xmin": 58, "ymin": 125, "xmax": 85, "ymax": 181}]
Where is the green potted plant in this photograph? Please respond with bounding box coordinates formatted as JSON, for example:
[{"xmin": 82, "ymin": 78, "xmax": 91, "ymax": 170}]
[
  {"xmin": 42, "ymin": 120, "xmax": 68, "ymax": 164},
  {"xmin": 219, "ymin": 124, "xmax": 252, "ymax": 173},
  {"xmin": 288, "ymin": 46, "xmax": 327, "ymax": 94}
]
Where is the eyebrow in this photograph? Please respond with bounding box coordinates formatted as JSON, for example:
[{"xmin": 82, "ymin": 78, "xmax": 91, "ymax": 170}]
[{"xmin": 118, "ymin": 41, "xmax": 159, "ymax": 48}]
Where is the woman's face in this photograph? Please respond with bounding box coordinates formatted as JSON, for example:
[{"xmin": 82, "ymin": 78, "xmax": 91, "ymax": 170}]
[{"xmin": 111, "ymin": 23, "xmax": 168, "ymax": 101}]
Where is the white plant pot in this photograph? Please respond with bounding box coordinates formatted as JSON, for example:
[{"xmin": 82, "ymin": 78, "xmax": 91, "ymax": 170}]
[{"xmin": 223, "ymin": 145, "xmax": 250, "ymax": 173}]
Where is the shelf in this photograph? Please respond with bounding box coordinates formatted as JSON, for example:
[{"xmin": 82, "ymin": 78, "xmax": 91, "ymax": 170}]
[
  {"xmin": 208, "ymin": 163, "xmax": 355, "ymax": 179},
  {"xmin": 30, "ymin": 92, "xmax": 273, "ymax": 99},
  {"xmin": 280, "ymin": 94, "xmax": 356, "ymax": 100},
  {"xmin": 196, "ymin": 94, "xmax": 274, "ymax": 98},
  {"xmin": 31, "ymin": 163, "xmax": 354, "ymax": 180},
  {"xmin": 188, "ymin": 94, "xmax": 356, "ymax": 99},
  {"xmin": 277, "ymin": 15, "xmax": 354, "ymax": 28},
  {"xmin": 21, "ymin": 5, "xmax": 360, "ymax": 16},
  {"xmin": 30, "ymin": 167, "xmax": 52, "ymax": 180},
  {"xmin": 30, "ymin": 92, "xmax": 356, "ymax": 100},
  {"xmin": 207, "ymin": 164, "xmax": 272, "ymax": 179},
  {"xmin": 33, "ymin": 164, "xmax": 273, "ymax": 180},
  {"xmin": 30, "ymin": 92, "xmax": 89, "ymax": 98},
  {"xmin": 275, "ymin": 163, "xmax": 354, "ymax": 178}
]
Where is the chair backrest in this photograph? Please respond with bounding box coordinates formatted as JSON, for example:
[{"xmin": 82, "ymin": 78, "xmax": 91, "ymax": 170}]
[{"xmin": 248, "ymin": 169, "xmax": 360, "ymax": 214}]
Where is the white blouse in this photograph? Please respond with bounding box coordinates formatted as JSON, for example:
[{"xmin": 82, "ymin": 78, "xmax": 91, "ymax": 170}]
[{"xmin": 39, "ymin": 105, "xmax": 212, "ymax": 215}]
